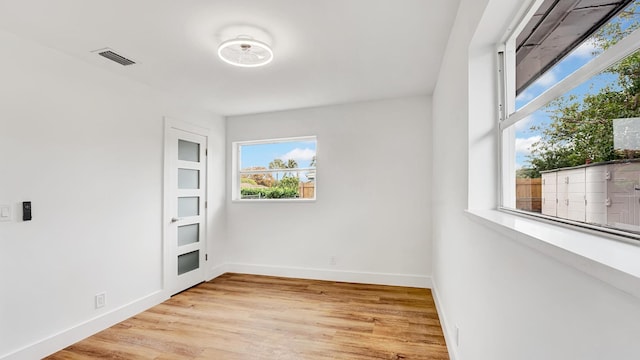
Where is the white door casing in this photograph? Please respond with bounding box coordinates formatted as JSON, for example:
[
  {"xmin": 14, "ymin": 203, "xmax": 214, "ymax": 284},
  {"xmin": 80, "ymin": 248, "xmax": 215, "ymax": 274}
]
[{"xmin": 164, "ymin": 118, "xmax": 208, "ymax": 295}]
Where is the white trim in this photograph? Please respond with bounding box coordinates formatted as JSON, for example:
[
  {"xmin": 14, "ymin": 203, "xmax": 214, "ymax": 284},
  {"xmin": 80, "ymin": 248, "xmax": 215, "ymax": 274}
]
[
  {"xmin": 233, "ymin": 135, "xmax": 317, "ymax": 146},
  {"xmin": 4, "ymin": 266, "xmax": 431, "ymax": 359},
  {"xmin": 431, "ymin": 280, "xmax": 458, "ymax": 360},
  {"xmin": 239, "ymin": 167, "xmax": 316, "ymax": 175},
  {"xmin": 1, "ymin": 291, "xmax": 167, "ymax": 360},
  {"xmin": 231, "ymin": 198, "xmax": 317, "ymax": 203},
  {"xmin": 231, "ymin": 135, "xmax": 318, "ymax": 201},
  {"xmin": 465, "ymin": 209, "xmax": 640, "ymax": 299},
  {"xmin": 224, "ymin": 263, "xmax": 432, "ymax": 288},
  {"xmin": 500, "ymin": 0, "xmax": 544, "ymax": 45},
  {"xmin": 164, "ymin": 117, "xmax": 210, "ymax": 137},
  {"xmin": 207, "ymin": 263, "xmax": 228, "ymax": 281},
  {"xmin": 163, "ymin": 117, "xmax": 210, "ymax": 295},
  {"xmin": 500, "ymin": 0, "xmax": 542, "ymax": 116},
  {"xmin": 501, "ymin": 26, "xmax": 640, "ymax": 130}
]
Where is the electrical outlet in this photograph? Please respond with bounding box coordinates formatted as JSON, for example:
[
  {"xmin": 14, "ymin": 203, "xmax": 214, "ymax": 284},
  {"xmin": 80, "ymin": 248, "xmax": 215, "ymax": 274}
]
[
  {"xmin": 330, "ymin": 256, "xmax": 337, "ymax": 266},
  {"xmin": 454, "ymin": 325, "xmax": 460, "ymax": 347},
  {"xmin": 95, "ymin": 292, "xmax": 106, "ymax": 309}
]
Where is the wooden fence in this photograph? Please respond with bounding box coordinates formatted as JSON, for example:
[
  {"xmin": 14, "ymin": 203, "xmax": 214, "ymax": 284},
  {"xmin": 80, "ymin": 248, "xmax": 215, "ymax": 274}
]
[
  {"xmin": 516, "ymin": 178, "xmax": 541, "ymax": 212},
  {"xmin": 299, "ymin": 182, "xmax": 315, "ymax": 199}
]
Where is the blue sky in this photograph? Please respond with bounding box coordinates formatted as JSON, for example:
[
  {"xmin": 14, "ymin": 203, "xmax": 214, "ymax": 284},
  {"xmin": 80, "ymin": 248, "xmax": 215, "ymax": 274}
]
[
  {"xmin": 241, "ymin": 139, "xmax": 316, "ymax": 169},
  {"xmin": 514, "ymin": 1, "xmax": 639, "ymax": 169},
  {"xmin": 514, "ymin": 42, "xmax": 601, "ymax": 168}
]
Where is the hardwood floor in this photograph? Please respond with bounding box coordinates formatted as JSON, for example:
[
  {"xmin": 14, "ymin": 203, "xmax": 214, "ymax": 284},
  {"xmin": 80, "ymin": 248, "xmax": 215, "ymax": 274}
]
[{"xmin": 46, "ymin": 273, "xmax": 449, "ymax": 359}]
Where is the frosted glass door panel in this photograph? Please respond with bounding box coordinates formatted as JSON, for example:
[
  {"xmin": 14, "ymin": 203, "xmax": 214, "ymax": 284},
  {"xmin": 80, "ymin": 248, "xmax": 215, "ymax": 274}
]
[
  {"xmin": 178, "ymin": 169, "xmax": 199, "ymax": 189},
  {"xmin": 178, "ymin": 197, "xmax": 199, "ymax": 217},
  {"xmin": 177, "ymin": 224, "xmax": 199, "ymax": 246},
  {"xmin": 178, "ymin": 250, "xmax": 199, "ymax": 275},
  {"xmin": 168, "ymin": 127, "xmax": 207, "ymax": 295},
  {"xmin": 178, "ymin": 140, "xmax": 200, "ymax": 162}
]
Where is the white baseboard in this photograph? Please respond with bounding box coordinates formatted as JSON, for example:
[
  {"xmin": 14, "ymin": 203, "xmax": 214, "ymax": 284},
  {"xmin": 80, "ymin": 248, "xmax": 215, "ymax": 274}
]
[
  {"xmin": 1, "ymin": 290, "xmax": 168, "ymax": 360},
  {"xmin": 207, "ymin": 263, "xmax": 228, "ymax": 281},
  {"xmin": 431, "ymin": 279, "xmax": 459, "ymax": 360},
  {"xmin": 3, "ymin": 265, "xmax": 429, "ymax": 360},
  {"xmin": 224, "ymin": 262, "xmax": 432, "ymax": 288}
]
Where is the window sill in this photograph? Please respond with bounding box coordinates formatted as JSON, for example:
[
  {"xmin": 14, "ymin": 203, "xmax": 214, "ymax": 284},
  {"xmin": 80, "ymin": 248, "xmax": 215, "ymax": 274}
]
[
  {"xmin": 231, "ymin": 198, "xmax": 316, "ymax": 203},
  {"xmin": 464, "ymin": 209, "xmax": 640, "ymax": 299}
]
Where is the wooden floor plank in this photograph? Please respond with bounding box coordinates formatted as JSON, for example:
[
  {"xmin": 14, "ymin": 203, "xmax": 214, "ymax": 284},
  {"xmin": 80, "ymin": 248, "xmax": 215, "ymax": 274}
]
[{"xmin": 46, "ymin": 273, "xmax": 449, "ymax": 359}]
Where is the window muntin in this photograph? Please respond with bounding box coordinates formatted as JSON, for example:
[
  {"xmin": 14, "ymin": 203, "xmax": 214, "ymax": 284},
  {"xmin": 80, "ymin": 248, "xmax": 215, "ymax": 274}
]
[
  {"xmin": 233, "ymin": 137, "xmax": 317, "ymax": 201},
  {"xmin": 501, "ymin": 0, "xmax": 640, "ymax": 237}
]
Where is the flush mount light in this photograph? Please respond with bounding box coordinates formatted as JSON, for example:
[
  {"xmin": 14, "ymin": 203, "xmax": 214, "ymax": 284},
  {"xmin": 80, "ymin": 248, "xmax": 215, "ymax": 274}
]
[{"xmin": 217, "ymin": 37, "xmax": 273, "ymax": 68}]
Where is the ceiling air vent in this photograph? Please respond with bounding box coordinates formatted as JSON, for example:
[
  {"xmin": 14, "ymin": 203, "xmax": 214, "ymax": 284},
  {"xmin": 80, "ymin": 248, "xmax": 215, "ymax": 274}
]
[{"xmin": 92, "ymin": 48, "xmax": 136, "ymax": 66}]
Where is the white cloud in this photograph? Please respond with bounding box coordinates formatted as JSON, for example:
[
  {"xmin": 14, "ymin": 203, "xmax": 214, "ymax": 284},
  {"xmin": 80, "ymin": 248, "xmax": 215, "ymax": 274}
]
[
  {"xmin": 533, "ymin": 70, "xmax": 557, "ymax": 87},
  {"xmin": 516, "ymin": 89, "xmax": 534, "ymax": 104},
  {"xmin": 280, "ymin": 148, "xmax": 316, "ymax": 162},
  {"xmin": 568, "ymin": 38, "xmax": 599, "ymax": 59},
  {"xmin": 514, "ymin": 114, "xmax": 534, "ymax": 131},
  {"xmin": 515, "ymin": 135, "xmax": 541, "ymax": 155}
]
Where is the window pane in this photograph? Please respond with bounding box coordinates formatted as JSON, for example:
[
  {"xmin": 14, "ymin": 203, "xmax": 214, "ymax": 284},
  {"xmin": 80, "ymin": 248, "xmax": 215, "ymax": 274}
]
[
  {"xmin": 239, "ymin": 170, "xmax": 316, "ymax": 199},
  {"xmin": 178, "ymin": 140, "xmax": 200, "ymax": 162},
  {"xmin": 237, "ymin": 137, "xmax": 317, "ymax": 200},
  {"xmin": 507, "ymin": 49, "xmax": 640, "ymax": 234},
  {"xmin": 516, "ymin": 0, "xmax": 640, "ymax": 111}
]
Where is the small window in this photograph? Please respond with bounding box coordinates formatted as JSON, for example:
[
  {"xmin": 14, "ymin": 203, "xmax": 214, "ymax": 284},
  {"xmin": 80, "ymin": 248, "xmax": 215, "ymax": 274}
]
[
  {"xmin": 500, "ymin": 0, "xmax": 640, "ymax": 238},
  {"xmin": 232, "ymin": 136, "xmax": 317, "ymax": 201}
]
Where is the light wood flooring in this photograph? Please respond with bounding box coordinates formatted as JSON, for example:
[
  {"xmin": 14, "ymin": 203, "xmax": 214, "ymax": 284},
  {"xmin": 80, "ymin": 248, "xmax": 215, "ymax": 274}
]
[{"xmin": 46, "ymin": 273, "xmax": 449, "ymax": 359}]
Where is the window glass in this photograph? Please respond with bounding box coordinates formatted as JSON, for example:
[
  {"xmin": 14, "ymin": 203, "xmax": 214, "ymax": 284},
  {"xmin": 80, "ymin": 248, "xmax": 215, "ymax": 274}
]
[
  {"xmin": 516, "ymin": 0, "xmax": 640, "ymax": 111},
  {"xmin": 503, "ymin": 0, "xmax": 640, "ymax": 237},
  {"xmin": 235, "ymin": 137, "xmax": 316, "ymax": 200}
]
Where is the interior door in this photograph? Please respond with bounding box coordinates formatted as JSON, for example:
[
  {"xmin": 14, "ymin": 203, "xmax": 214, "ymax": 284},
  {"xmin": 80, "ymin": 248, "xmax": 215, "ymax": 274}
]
[{"xmin": 165, "ymin": 124, "xmax": 207, "ymax": 295}]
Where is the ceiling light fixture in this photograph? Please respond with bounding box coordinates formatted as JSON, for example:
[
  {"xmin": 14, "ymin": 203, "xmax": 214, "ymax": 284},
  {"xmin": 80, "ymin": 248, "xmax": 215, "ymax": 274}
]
[{"xmin": 217, "ymin": 36, "xmax": 273, "ymax": 68}]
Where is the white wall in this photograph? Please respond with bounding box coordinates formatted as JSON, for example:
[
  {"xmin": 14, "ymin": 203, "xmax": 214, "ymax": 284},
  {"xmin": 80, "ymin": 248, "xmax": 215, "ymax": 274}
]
[
  {"xmin": 0, "ymin": 29, "xmax": 226, "ymax": 359},
  {"xmin": 432, "ymin": 1, "xmax": 640, "ymax": 359},
  {"xmin": 225, "ymin": 97, "xmax": 432, "ymax": 287}
]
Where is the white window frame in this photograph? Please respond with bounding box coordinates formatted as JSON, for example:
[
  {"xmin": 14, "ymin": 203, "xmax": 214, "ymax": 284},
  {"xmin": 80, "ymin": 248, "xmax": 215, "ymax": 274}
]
[
  {"xmin": 231, "ymin": 136, "xmax": 317, "ymax": 202},
  {"xmin": 499, "ymin": 2, "xmax": 640, "ymax": 240}
]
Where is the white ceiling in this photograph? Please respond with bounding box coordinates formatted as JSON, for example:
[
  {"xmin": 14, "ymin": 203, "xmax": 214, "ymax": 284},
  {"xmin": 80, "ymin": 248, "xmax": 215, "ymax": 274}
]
[{"xmin": 0, "ymin": 0, "xmax": 460, "ymax": 116}]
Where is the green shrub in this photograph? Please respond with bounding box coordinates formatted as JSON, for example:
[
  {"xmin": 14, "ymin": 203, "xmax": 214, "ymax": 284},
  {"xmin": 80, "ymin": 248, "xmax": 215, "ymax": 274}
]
[
  {"xmin": 279, "ymin": 175, "xmax": 299, "ymax": 189},
  {"xmin": 241, "ymin": 186, "xmax": 299, "ymax": 199},
  {"xmin": 240, "ymin": 177, "xmax": 258, "ymax": 185}
]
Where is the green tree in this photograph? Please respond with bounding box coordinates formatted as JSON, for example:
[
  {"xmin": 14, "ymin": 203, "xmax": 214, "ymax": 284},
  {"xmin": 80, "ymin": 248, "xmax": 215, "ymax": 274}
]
[
  {"xmin": 525, "ymin": 6, "xmax": 640, "ymax": 175},
  {"xmin": 240, "ymin": 177, "xmax": 258, "ymax": 185},
  {"xmin": 241, "ymin": 166, "xmax": 275, "ymax": 187},
  {"xmin": 285, "ymin": 159, "xmax": 298, "ymax": 178},
  {"xmin": 269, "ymin": 158, "xmax": 285, "ymax": 169},
  {"xmin": 528, "ymin": 89, "xmax": 635, "ymax": 172},
  {"xmin": 279, "ymin": 175, "xmax": 299, "ymax": 190},
  {"xmin": 269, "ymin": 158, "xmax": 286, "ymax": 181},
  {"xmin": 516, "ymin": 167, "xmax": 539, "ymax": 179}
]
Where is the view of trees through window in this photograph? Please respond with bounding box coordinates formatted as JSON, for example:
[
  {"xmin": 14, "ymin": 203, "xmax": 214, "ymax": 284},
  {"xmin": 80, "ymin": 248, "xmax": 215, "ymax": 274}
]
[
  {"xmin": 237, "ymin": 138, "xmax": 316, "ymax": 200},
  {"xmin": 509, "ymin": 1, "xmax": 640, "ymax": 234}
]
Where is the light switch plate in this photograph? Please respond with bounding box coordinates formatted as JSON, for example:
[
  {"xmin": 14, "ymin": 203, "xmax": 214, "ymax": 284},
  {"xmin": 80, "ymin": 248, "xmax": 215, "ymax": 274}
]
[{"xmin": 0, "ymin": 204, "xmax": 11, "ymax": 222}]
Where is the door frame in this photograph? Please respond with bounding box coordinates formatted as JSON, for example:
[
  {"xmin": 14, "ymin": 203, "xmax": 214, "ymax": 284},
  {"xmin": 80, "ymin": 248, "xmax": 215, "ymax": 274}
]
[{"xmin": 163, "ymin": 117, "xmax": 210, "ymax": 294}]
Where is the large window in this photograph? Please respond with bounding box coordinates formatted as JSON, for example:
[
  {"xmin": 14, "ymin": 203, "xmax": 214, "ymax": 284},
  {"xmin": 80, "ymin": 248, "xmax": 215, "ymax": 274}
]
[
  {"xmin": 501, "ymin": 0, "xmax": 640, "ymax": 237},
  {"xmin": 232, "ymin": 136, "xmax": 317, "ymax": 201}
]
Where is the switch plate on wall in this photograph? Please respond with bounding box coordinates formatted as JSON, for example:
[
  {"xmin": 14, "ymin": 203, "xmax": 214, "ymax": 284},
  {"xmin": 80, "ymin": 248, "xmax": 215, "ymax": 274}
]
[
  {"xmin": 95, "ymin": 292, "xmax": 106, "ymax": 309},
  {"xmin": 0, "ymin": 204, "xmax": 11, "ymax": 222}
]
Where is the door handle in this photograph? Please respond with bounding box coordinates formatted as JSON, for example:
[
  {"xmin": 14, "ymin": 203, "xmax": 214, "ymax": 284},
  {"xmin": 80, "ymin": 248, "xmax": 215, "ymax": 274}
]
[{"xmin": 171, "ymin": 217, "xmax": 181, "ymax": 223}]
